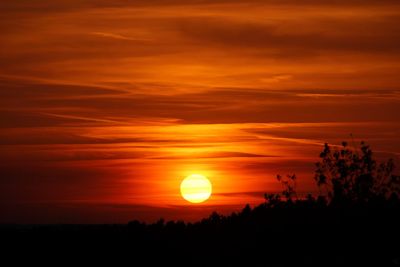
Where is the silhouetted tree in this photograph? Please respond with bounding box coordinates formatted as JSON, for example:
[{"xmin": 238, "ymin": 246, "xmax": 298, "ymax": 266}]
[
  {"xmin": 242, "ymin": 204, "xmax": 252, "ymax": 216},
  {"xmin": 264, "ymin": 174, "xmax": 297, "ymax": 207},
  {"xmin": 277, "ymin": 173, "xmax": 297, "ymax": 201},
  {"xmin": 264, "ymin": 193, "xmax": 281, "ymax": 208},
  {"xmin": 209, "ymin": 211, "xmax": 222, "ymax": 223},
  {"xmin": 314, "ymin": 141, "xmax": 400, "ymax": 203}
]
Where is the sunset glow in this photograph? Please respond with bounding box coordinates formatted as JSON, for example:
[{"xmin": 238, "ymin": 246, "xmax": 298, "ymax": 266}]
[{"xmin": 0, "ymin": 0, "xmax": 399, "ymax": 223}]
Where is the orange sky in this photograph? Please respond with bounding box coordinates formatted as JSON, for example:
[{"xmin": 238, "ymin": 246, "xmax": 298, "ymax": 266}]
[{"xmin": 1, "ymin": 0, "xmax": 400, "ymax": 223}]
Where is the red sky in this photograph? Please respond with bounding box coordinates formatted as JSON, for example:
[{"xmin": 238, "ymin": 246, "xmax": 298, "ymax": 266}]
[{"xmin": 1, "ymin": 0, "xmax": 400, "ymax": 223}]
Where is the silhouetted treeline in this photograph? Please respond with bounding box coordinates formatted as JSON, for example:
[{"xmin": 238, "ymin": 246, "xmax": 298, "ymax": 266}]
[{"xmin": 1, "ymin": 142, "xmax": 399, "ymax": 266}]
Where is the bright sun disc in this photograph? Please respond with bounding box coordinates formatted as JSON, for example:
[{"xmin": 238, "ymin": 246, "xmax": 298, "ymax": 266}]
[{"xmin": 180, "ymin": 174, "xmax": 212, "ymax": 203}]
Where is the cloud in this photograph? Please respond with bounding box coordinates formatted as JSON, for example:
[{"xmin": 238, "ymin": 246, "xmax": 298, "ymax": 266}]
[
  {"xmin": 1, "ymin": 0, "xmax": 400, "ymax": 93},
  {"xmin": 1, "ymin": 83, "xmax": 399, "ymax": 129},
  {"xmin": 151, "ymin": 152, "xmax": 277, "ymax": 160},
  {"xmin": 90, "ymin": 32, "xmax": 152, "ymax": 41},
  {"xmin": 1, "ymin": 0, "xmax": 399, "ymax": 12},
  {"xmin": 214, "ymin": 191, "xmax": 266, "ymax": 198},
  {"xmin": 176, "ymin": 16, "xmax": 400, "ymax": 54}
]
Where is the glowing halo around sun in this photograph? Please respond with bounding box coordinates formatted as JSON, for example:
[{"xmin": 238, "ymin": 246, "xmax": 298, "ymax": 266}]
[{"xmin": 180, "ymin": 174, "xmax": 212, "ymax": 203}]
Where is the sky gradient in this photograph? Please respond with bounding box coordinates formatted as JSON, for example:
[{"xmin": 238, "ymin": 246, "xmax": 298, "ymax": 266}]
[{"xmin": 1, "ymin": 0, "xmax": 400, "ymax": 223}]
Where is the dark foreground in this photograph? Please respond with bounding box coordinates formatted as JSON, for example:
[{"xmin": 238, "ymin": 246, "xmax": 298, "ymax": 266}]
[{"xmin": 1, "ymin": 201, "xmax": 399, "ymax": 266}]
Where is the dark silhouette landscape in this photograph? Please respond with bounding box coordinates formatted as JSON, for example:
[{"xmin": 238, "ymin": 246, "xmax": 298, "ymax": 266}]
[
  {"xmin": 2, "ymin": 1, "xmax": 400, "ymax": 265},
  {"xmin": 2, "ymin": 142, "xmax": 399, "ymax": 266}
]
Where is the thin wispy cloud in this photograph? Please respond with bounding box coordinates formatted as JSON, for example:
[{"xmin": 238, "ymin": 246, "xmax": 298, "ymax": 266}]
[{"xmin": 90, "ymin": 31, "xmax": 153, "ymax": 41}]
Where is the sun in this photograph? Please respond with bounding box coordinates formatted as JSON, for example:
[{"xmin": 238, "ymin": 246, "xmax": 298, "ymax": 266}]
[{"xmin": 180, "ymin": 174, "xmax": 212, "ymax": 203}]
